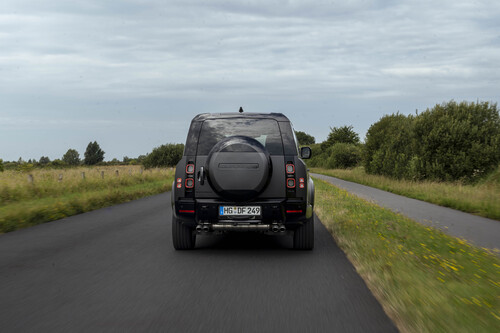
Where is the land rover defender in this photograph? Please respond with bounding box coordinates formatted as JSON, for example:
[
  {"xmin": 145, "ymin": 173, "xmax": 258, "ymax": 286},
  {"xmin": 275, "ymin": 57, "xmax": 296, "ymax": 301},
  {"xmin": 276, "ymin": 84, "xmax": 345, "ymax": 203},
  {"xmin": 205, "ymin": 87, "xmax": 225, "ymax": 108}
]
[{"xmin": 171, "ymin": 111, "xmax": 314, "ymax": 250}]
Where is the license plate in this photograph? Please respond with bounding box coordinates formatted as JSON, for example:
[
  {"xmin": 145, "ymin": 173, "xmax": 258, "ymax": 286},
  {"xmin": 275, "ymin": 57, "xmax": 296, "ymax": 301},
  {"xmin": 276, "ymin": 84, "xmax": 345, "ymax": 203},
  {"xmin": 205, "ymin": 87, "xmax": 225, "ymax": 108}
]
[{"xmin": 219, "ymin": 206, "xmax": 261, "ymax": 216}]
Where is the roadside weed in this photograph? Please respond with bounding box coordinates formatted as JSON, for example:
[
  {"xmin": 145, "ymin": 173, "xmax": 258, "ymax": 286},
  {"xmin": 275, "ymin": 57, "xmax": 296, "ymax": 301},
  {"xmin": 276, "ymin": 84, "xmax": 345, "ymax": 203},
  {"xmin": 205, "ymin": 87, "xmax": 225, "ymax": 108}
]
[
  {"xmin": 314, "ymin": 178, "xmax": 500, "ymax": 333},
  {"xmin": 312, "ymin": 167, "xmax": 500, "ymax": 220}
]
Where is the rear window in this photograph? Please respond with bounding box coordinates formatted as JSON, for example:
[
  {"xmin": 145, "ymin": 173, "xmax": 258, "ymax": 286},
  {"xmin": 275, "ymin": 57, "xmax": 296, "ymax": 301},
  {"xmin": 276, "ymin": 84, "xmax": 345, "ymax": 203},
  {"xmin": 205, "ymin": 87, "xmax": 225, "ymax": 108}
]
[{"xmin": 197, "ymin": 118, "xmax": 283, "ymax": 155}]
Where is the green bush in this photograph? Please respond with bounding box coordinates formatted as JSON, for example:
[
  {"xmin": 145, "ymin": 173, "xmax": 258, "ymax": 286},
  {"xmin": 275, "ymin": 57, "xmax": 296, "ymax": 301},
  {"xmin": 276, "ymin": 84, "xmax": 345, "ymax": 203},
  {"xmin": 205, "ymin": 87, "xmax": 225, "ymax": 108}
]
[
  {"xmin": 364, "ymin": 113, "xmax": 415, "ymax": 179},
  {"xmin": 307, "ymin": 125, "xmax": 362, "ymax": 169},
  {"xmin": 413, "ymin": 101, "xmax": 500, "ymax": 182},
  {"xmin": 326, "ymin": 143, "xmax": 362, "ymax": 169},
  {"xmin": 306, "ymin": 142, "xmax": 362, "ymax": 169},
  {"xmin": 364, "ymin": 101, "xmax": 500, "ymax": 182},
  {"xmin": 306, "ymin": 143, "xmax": 324, "ymax": 167},
  {"xmin": 49, "ymin": 159, "xmax": 68, "ymax": 169},
  {"xmin": 0, "ymin": 159, "xmax": 3, "ymax": 172},
  {"xmin": 295, "ymin": 130, "xmax": 315, "ymax": 145},
  {"xmin": 143, "ymin": 143, "xmax": 184, "ymax": 168}
]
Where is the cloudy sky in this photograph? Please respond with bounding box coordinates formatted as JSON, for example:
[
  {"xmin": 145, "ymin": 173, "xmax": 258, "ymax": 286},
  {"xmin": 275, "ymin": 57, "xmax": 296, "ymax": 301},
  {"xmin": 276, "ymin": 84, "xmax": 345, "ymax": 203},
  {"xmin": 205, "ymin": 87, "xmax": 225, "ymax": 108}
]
[{"xmin": 1, "ymin": 0, "xmax": 499, "ymax": 161}]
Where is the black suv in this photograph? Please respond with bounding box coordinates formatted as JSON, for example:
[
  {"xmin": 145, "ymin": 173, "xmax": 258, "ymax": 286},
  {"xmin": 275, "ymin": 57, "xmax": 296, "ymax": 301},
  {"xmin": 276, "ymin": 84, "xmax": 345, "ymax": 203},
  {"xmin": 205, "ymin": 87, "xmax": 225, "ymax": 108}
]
[{"xmin": 171, "ymin": 112, "xmax": 314, "ymax": 250}]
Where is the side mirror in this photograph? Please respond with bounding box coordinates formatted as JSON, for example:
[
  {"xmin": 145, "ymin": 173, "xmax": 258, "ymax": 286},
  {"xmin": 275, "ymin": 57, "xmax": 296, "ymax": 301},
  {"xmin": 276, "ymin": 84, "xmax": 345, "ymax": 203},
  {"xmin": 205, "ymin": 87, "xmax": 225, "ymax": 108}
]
[{"xmin": 300, "ymin": 147, "xmax": 312, "ymax": 159}]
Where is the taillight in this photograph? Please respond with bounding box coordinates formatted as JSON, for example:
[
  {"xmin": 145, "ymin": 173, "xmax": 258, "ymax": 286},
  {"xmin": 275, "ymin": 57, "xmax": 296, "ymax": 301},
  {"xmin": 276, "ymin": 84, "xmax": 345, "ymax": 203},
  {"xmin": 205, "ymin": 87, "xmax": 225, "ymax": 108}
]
[
  {"xmin": 185, "ymin": 178, "xmax": 194, "ymax": 188},
  {"xmin": 286, "ymin": 162, "xmax": 295, "ymax": 190},
  {"xmin": 299, "ymin": 177, "xmax": 305, "ymax": 189},
  {"xmin": 176, "ymin": 178, "xmax": 182, "ymax": 189},
  {"xmin": 185, "ymin": 162, "xmax": 195, "ymax": 190}
]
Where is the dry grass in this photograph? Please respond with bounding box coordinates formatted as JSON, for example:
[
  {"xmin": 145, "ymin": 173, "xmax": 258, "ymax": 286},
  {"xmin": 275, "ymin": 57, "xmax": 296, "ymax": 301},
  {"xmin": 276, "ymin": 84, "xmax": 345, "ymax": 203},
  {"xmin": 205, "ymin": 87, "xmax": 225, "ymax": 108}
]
[
  {"xmin": 0, "ymin": 166, "xmax": 174, "ymax": 232},
  {"xmin": 0, "ymin": 166, "xmax": 171, "ymax": 203}
]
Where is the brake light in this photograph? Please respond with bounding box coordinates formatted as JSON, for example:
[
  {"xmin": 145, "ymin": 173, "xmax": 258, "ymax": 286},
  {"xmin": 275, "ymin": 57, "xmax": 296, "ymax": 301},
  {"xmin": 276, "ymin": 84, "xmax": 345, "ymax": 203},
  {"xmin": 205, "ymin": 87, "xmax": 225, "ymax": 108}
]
[
  {"xmin": 286, "ymin": 210, "xmax": 303, "ymax": 213},
  {"xmin": 287, "ymin": 178, "xmax": 296, "ymax": 188},
  {"xmin": 286, "ymin": 164, "xmax": 295, "ymax": 174},
  {"xmin": 186, "ymin": 164, "xmax": 195, "ymax": 174}
]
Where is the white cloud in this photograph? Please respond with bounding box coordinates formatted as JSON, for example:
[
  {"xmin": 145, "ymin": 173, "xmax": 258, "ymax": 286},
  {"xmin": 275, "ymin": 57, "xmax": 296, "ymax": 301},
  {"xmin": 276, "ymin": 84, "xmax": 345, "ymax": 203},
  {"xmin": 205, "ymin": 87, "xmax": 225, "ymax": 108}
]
[{"xmin": 0, "ymin": 0, "xmax": 499, "ymax": 160}]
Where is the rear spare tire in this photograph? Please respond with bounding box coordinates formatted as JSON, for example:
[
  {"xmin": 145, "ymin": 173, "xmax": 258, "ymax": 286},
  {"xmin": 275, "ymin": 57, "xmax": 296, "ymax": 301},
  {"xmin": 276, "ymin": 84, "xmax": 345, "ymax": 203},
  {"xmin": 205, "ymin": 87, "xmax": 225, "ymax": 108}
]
[{"xmin": 206, "ymin": 136, "xmax": 272, "ymax": 201}]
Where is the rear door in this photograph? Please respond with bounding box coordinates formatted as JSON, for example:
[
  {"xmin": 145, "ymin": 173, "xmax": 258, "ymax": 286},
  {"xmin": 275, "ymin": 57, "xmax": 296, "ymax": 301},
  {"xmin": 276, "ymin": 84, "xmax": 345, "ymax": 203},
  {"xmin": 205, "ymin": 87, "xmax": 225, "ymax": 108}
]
[{"xmin": 194, "ymin": 118, "xmax": 286, "ymax": 199}]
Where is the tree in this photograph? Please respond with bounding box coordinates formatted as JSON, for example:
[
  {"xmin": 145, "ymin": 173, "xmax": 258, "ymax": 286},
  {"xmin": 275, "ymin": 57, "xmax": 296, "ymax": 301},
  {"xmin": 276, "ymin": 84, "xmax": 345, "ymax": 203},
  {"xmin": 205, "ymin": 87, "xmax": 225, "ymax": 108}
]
[
  {"xmin": 62, "ymin": 149, "xmax": 81, "ymax": 166},
  {"xmin": 39, "ymin": 156, "xmax": 51, "ymax": 165},
  {"xmin": 295, "ymin": 131, "xmax": 315, "ymax": 145},
  {"xmin": 84, "ymin": 141, "xmax": 105, "ymax": 165},
  {"xmin": 0, "ymin": 159, "xmax": 4, "ymax": 172},
  {"xmin": 321, "ymin": 125, "xmax": 360, "ymax": 150}
]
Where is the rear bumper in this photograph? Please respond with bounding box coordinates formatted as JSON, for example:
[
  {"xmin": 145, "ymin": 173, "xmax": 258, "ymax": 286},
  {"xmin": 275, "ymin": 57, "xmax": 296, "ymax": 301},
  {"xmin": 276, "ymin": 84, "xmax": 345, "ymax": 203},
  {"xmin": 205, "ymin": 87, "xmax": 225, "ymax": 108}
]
[{"xmin": 174, "ymin": 198, "xmax": 310, "ymax": 227}]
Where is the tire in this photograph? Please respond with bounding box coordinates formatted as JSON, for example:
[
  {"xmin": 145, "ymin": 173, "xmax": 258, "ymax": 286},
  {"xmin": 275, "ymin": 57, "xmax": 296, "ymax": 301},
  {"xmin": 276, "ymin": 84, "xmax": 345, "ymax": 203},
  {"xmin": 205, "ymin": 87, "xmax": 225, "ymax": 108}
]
[
  {"xmin": 206, "ymin": 136, "xmax": 272, "ymax": 201},
  {"xmin": 172, "ymin": 215, "xmax": 196, "ymax": 250},
  {"xmin": 293, "ymin": 215, "xmax": 314, "ymax": 250}
]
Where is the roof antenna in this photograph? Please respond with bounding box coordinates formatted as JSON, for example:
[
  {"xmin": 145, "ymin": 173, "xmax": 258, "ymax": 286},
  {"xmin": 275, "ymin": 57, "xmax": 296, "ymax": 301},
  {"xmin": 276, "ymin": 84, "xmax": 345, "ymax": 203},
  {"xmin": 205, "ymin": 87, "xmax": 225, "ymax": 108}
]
[{"xmin": 239, "ymin": 106, "xmax": 244, "ymax": 113}]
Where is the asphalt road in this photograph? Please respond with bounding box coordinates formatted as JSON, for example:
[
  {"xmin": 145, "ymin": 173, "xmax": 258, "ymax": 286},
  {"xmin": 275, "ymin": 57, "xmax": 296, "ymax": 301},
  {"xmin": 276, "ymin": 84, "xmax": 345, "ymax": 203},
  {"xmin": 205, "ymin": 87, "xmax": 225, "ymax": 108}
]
[
  {"xmin": 0, "ymin": 192, "xmax": 397, "ymax": 333},
  {"xmin": 313, "ymin": 173, "xmax": 500, "ymax": 250}
]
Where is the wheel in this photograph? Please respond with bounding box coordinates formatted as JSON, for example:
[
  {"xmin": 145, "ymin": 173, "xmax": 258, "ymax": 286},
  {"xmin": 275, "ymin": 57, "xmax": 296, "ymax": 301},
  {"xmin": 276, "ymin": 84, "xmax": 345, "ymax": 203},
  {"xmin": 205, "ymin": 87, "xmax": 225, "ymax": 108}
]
[
  {"xmin": 172, "ymin": 215, "xmax": 196, "ymax": 250},
  {"xmin": 293, "ymin": 215, "xmax": 314, "ymax": 250}
]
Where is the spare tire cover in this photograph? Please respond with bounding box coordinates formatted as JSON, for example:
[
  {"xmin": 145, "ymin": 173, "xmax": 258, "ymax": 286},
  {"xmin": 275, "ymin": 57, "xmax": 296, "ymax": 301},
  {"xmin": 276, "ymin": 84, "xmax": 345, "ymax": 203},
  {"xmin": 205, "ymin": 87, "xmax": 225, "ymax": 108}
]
[{"xmin": 206, "ymin": 136, "xmax": 272, "ymax": 201}]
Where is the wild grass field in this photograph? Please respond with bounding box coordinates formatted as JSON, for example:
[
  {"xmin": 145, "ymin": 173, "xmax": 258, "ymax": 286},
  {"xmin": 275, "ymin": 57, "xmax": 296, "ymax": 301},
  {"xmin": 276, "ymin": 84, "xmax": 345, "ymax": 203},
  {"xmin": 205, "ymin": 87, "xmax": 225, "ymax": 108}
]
[
  {"xmin": 314, "ymin": 177, "xmax": 500, "ymax": 332},
  {"xmin": 0, "ymin": 166, "xmax": 174, "ymax": 233},
  {"xmin": 311, "ymin": 166, "xmax": 500, "ymax": 220}
]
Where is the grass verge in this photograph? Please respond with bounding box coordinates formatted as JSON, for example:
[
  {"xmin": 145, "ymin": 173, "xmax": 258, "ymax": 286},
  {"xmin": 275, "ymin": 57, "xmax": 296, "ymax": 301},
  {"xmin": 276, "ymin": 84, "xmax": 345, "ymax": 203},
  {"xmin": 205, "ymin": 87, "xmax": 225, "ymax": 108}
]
[
  {"xmin": 313, "ymin": 177, "xmax": 500, "ymax": 332},
  {"xmin": 0, "ymin": 169, "xmax": 173, "ymax": 233},
  {"xmin": 311, "ymin": 167, "xmax": 500, "ymax": 220}
]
